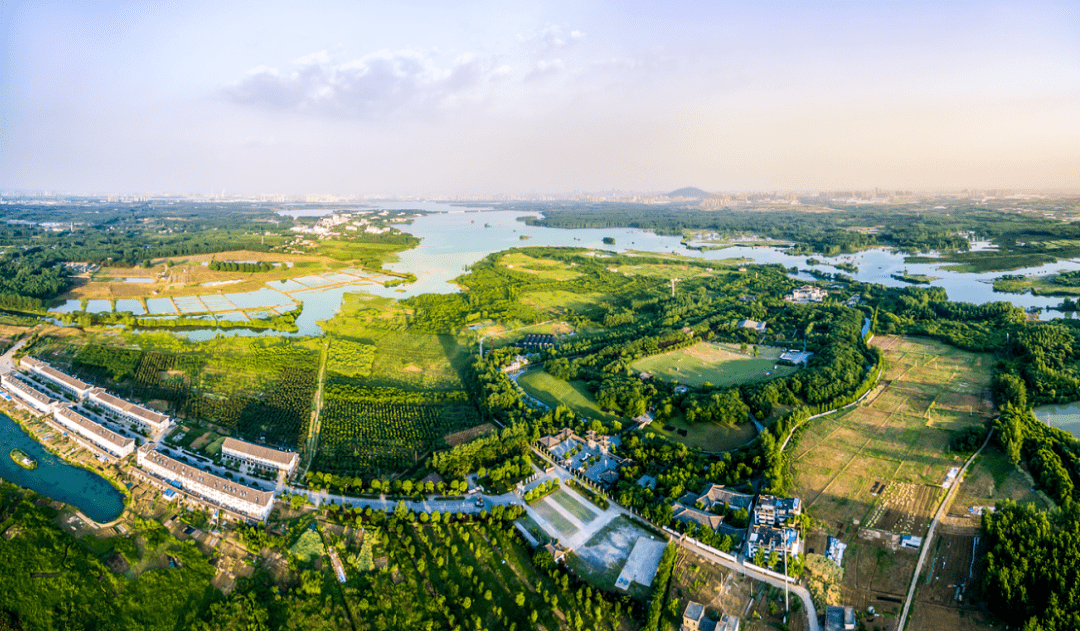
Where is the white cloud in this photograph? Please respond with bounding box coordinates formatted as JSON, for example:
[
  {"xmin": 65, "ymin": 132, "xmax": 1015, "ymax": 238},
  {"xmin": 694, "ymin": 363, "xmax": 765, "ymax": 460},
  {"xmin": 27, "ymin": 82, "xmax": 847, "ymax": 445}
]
[
  {"xmin": 224, "ymin": 48, "xmax": 498, "ymax": 118},
  {"xmin": 525, "ymin": 59, "xmax": 565, "ymax": 81}
]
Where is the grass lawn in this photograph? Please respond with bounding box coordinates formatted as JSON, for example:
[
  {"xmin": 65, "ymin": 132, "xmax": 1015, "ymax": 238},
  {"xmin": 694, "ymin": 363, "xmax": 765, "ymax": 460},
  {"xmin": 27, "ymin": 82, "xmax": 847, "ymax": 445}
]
[
  {"xmin": 549, "ymin": 489, "xmax": 598, "ymax": 523},
  {"xmin": 630, "ymin": 342, "xmax": 796, "ymax": 388},
  {"xmin": 321, "ymin": 320, "xmax": 470, "ymax": 391},
  {"xmin": 650, "ymin": 413, "xmax": 757, "ymax": 453},
  {"xmin": 497, "ymin": 252, "xmax": 582, "ymax": 281},
  {"xmin": 532, "ymin": 501, "xmax": 578, "ymax": 538},
  {"xmin": 517, "ymin": 370, "xmax": 623, "ymax": 422},
  {"xmin": 952, "ymin": 445, "xmax": 1054, "ymax": 512}
]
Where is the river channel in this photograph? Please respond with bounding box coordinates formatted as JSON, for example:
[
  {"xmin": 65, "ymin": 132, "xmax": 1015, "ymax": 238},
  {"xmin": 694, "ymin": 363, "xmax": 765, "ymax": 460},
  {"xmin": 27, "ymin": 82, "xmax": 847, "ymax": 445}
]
[
  {"xmin": 50, "ymin": 202, "xmax": 1080, "ymax": 339},
  {"xmin": 0, "ymin": 413, "xmax": 125, "ymax": 523}
]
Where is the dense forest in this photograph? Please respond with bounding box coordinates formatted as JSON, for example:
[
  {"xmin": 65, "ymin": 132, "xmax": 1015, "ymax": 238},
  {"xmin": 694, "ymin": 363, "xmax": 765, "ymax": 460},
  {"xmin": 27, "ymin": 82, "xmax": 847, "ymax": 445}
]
[{"xmin": 517, "ymin": 197, "xmax": 1080, "ymax": 261}]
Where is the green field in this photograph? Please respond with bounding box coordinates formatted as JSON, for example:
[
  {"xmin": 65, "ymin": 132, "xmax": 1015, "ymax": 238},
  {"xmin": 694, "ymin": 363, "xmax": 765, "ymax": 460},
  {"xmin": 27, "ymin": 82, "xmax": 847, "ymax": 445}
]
[
  {"xmin": 650, "ymin": 414, "xmax": 757, "ymax": 453},
  {"xmin": 550, "ymin": 489, "xmax": 598, "ymax": 522},
  {"xmin": 532, "ymin": 500, "xmax": 577, "ymax": 537},
  {"xmin": 791, "ymin": 335, "xmax": 995, "ymax": 530},
  {"xmin": 516, "ymin": 370, "xmax": 623, "ymax": 421},
  {"xmin": 630, "ymin": 342, "xmax": 796, "ymax": 388}
]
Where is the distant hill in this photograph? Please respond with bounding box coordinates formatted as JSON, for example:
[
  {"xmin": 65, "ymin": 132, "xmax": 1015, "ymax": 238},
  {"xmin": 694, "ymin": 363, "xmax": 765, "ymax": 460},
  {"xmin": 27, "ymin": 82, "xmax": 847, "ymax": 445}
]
[{"xmin": 666, "ymin": 187, "xmax": 716, "ymax": 198}]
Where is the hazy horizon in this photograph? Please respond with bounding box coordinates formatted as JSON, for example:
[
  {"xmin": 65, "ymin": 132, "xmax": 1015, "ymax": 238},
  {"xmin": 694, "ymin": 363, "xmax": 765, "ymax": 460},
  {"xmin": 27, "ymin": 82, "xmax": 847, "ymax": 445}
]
[{"xmin": 2, "ymin": 0, "xmax": 1077, "ymax": 196}]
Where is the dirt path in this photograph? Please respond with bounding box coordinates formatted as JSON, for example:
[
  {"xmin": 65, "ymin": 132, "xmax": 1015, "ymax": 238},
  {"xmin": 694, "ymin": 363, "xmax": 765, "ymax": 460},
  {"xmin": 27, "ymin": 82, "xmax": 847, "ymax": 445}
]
[
  {"xmin": 299, "ymin": 340, "xmax": 329, "ymax": 478},
  {"xmin": 896, "ymin": 428, "xmax": 994, "ymax": 631}
]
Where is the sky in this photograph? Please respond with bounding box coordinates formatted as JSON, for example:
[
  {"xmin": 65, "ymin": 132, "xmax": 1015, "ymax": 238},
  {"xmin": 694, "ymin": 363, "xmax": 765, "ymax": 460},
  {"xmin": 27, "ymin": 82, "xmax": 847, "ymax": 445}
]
[{"xmin": 1, "ymin": 0, "xmax": 1078, "ymax": 196}]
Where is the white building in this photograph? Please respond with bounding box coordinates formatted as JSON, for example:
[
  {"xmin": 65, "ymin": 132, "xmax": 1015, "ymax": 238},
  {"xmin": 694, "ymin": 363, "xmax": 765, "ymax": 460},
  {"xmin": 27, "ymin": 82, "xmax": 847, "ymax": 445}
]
[
  {"xmin": 89, "ymin": 388, "xmax": 171, "ymax": 432},
  {"xmin": 53, "ymin": 406, "xmax": 135, "ymax": 458},
  {"xmin": 221, "ymin": 437, "xmax": 299, "ymax": 474},
  {"xmin": 137, "ymin": 446, "xmax": 275, "ymax": 521},
  {"xmin": 737, "ymin": 320, "xmax": 767, "ymax": 333},
  {"xmin": 1, "ymin": 373, "xmax": 56, "ymax": 413},
  {"xmin": 20, "ymin": 356, "xmax": 93, "ymax": 399},
  {"xmin": 785, "ymin": 285, "xmax": 828, "ymax": 303}
]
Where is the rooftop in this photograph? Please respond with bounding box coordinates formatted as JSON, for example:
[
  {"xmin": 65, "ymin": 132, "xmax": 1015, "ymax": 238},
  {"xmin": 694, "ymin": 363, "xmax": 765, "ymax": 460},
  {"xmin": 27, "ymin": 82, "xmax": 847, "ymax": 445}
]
[
  {"xmin": 55, "ymin": 406, "xmax": 134, "ymax": 450},
  {"xmin": 3, "ymin": 375, "xmax": 55, "ymax": 405},
  {"xmin": 222, "ymin": 437, "xmax": 298, "ymax": 467},
  {"xmin": 139, "ymin": 446, "xmax": 274, "ymax": 509},
  {"xmin": 22, "ymin": 356, "xmax": 91, "ymax": 392},
  {"xmin": 90, "ymin": 389, "xmax": 169, "ymax": 425}
]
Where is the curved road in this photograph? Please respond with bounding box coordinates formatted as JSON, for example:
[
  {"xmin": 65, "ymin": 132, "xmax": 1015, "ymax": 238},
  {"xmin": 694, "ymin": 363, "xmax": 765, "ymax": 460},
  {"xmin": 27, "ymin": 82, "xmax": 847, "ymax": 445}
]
[
  {"xmin": 675, "ymin": 537, "xmax": 820, "ymax": 631},
  {"xmin": 895, "ymin": 428, "xmax": 994, "ymax": 631}
]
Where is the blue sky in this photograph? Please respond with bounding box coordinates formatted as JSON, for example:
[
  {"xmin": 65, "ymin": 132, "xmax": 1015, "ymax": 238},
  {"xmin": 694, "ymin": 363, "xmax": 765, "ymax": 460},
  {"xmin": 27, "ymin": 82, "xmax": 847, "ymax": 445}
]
[{"xmin": 1, "ymin": 0, "xmax": 1077, "ymax": 195}]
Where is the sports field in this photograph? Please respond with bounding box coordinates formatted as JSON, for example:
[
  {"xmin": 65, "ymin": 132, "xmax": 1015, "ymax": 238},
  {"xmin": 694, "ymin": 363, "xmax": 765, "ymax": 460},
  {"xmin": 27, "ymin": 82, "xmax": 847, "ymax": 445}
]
[
  {"xmin": 629, "ymin": 342, "xmax": 796, "ymax": 388},
  {"xmin": 516, "ymin": 370, "xmax": 623, "ymax": 421}
]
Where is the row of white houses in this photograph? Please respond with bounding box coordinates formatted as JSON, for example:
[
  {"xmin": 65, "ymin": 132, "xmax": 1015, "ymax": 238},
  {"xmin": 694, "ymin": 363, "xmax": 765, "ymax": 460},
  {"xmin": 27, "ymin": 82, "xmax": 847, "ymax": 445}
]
[
  {"xmin": 17, "ymin": 356, "xmax": 173, "ymax": 433},
  {"xmin": 137, "ymin": 445, "xmax": 276, "ymax": 521}
]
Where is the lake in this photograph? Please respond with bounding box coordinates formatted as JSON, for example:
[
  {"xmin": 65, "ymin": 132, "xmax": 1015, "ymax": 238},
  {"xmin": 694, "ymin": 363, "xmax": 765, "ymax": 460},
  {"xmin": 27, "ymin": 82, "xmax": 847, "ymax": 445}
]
[
  {"xmin": 1033, "ymin": 403, "xmax": 1080, "ymax": 440},
  {"xmin": 51, "ymin": 203, "xmax": 1080, "ymax": 338},
  {"xmin": 0, "ymin": 413, "xmax": 126, "ymax": 523}
]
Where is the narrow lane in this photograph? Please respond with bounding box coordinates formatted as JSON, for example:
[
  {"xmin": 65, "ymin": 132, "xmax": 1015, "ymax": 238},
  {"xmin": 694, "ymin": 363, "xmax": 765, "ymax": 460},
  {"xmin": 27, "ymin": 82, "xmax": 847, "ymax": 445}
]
[{"xmin": 896, "ymin": 428, "xmax": 994, "ymax": 631}]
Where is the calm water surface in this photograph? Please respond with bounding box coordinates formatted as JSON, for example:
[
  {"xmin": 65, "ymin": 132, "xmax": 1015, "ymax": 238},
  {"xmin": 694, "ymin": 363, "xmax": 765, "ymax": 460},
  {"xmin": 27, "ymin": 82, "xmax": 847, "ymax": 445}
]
[
  {"xmin": 53, "ymin": 205, "xmax": 1080, "ymax": 338},
  {"xmin": 1033, "ymin": 403, "xmax": 1080, "ymax": 440},
  {"xmin": 0, "ymin": 412, "xmax": 126, "ymax": 522}
]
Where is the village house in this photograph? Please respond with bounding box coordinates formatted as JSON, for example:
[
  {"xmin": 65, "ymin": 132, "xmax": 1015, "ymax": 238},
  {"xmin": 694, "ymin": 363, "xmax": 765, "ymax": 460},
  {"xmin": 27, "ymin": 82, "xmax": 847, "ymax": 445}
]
[
  {"xmin": 88, "ymin": 388, "xmax": 172, "ymax": 433},
  {"xmin": 746, "ymin": 524, "xmax": 801, "ymax": 558},
  {"xmin": 20, "ymin": 356, "xmax": 93, "ymax": 399},
  {"xmin": 52, "ymin": 406, "xmax": 135, "ymax": 458},
  {"xmin": 221, "ymin": 437, "xmax": 299, "ymax": 475},
  {"xmin": 753, "ymin": 495, "xmax": 802, "ymax": 526},
  {"xmin": 737, "ymin": 320, "xmax": 767, "ymax": 333},
  {"xmin": 824, "ymin": 606, "xmax": 856, "ymax": 631},
  {"xmin": 1, "ymin": 373, "xmax": 57, "ymax": 414},
  {"xmin": 137, "ymin": 445, "xmax": 275, "ymax": 521}
]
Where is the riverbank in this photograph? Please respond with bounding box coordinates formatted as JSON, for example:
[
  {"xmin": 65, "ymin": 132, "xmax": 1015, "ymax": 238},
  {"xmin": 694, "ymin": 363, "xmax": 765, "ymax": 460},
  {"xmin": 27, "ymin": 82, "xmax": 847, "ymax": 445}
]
[{"xmin": 0, "ymin": 404, "xmax": 128, "ymax": 523}]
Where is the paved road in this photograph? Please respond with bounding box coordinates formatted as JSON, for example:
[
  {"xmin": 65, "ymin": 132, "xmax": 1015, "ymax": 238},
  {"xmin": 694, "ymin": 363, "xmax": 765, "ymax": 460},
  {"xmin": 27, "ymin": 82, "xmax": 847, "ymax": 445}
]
[
  {"xmin": 0, "ymin": 334, "xmax": 35, "ymax": 374},
  {"xmin": 896, "ymin": 428, "xmax": 994, "ymax": 631},
  {"xmin": 286, "ymin": 486, "xmax": 524, "ymax": 514},
  {"xmin": 675, "ymin": 537, "xmax": 821, "ymax": 631}
]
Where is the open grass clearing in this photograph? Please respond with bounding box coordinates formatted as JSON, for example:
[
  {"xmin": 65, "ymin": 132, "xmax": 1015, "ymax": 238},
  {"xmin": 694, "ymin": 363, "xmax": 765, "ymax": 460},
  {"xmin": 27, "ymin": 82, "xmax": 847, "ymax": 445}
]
[
  {"xmin": 516, "ymin": 370, "xmax": 623, "ymax": 422},
  {"xmin": 519, "ymin": 289, "xmax": 615, "ymax": 316},
  {"xmin": 630, "ymin": 341, "xmax": 796, "ymax": 388},
  {"xmin": 649, "ymin": 412, "xmax": 757, "ymax": 453},
  {"xmin": 497, "ymin": 251, "xmax": 582, "ymax": 281}
]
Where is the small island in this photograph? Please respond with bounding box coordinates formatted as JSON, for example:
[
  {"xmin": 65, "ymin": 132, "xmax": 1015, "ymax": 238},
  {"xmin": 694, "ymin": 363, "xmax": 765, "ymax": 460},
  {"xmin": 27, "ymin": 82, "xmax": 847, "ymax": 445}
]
[
  {"xmin": 10, "ymin": 448, "xmax": 37, "ymax": 470},
  {"xmin": 891, "ymin": 272, "xmax": 938, "ymax": 285}
]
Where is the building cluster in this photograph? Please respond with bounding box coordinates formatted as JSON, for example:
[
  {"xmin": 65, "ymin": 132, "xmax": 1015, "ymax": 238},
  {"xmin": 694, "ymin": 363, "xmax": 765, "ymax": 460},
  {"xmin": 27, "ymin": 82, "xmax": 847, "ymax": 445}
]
[
  {"xmin": 3, "ymin": 356, "xmax": 290, "ymax": 522},
  {"xmin": 682, "ymin": 601, "xmax": 740, "ymax": 631},
  {"xmin": 671, "ymin": 483, "xmax": 754, "ymax": 532},
  {"xmin": 2, "ymin": 357, "xmax": 176, "ymax": 460},
  {"xmin": 746, "ymin": 495, "xmax": 802, "ymax": 559},
  {"xmin": 784, "ymin": 285, "xmax": 828, "ymax": 303},
  {"xmin": 289, "ymin": 209, "xmax": 415, "ymax": 237},
  {"xmin": 537, "ymin": 428, "xmax": 626, "ymax": 488}
]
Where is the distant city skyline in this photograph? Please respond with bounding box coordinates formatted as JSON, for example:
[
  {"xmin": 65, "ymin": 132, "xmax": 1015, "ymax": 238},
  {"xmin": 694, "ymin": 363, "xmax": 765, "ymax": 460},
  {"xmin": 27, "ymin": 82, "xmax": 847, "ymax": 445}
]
[{"xmin": 2, "ymin": 0, "xmax": 1077, "ymax": 195}]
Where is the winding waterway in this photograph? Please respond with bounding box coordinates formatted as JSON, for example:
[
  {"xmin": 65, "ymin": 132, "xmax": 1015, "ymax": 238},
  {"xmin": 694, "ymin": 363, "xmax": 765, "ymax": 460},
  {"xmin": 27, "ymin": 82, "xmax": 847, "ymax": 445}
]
[
  {"xmin": 0, "ymin": 413, "xmax": 125, "ymax": 523},
  {"xmin": 54, "ymin": 202, "xmax": 1080, "ymax": 340}
]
